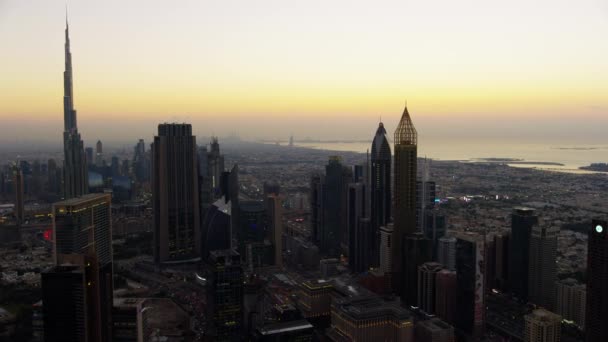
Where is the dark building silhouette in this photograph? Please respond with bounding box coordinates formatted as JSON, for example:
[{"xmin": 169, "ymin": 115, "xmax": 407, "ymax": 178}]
[
  {"xmin": 202, "ymin": 198, "xmax": 233, "ymax": 257},
  {"xmin": 508, "ymin": 207, "xmax": 538, "ymax": 301},
  {"xmin": 417, "ymin": 262, "xmax": 444, "ymax": 315},
  {"xmin": 152, "ymin": 123, "xmax": 201, "ymax": 263},
  {"xmin": 370, "ymin": 122, "xmax": 391, "ymax": 265},
  {"xmin": 402, "ymin": 232, "xmax": 432, "ymax": 307},
  {"xmin": 266, "ymin": 194, "xmax": 283, "ymax": 268},
  {"xmin": 208, "ymin": 137, "xmax": 225, "ymax": 196},
  {"xmin": 528, "ymin": 225, "xmax": 558, "ymax": 310},
  {"xmin": 392, "ymin": 104, "xmax": 418, "ymax": 296},
  {"xmin": 435, "ymin": 269, "xmax": 457, "ymax": 325},
  {"xmin": 12, "ymin": 165, "xmax": 24, "ymax": 224},
  {"xmin": 493, "ymin": 232, "xmax": 510, "ymax": 291},
  {"xmin": 455, "ymin": 233, "xmax": 486, "ymax": 340},
  {"xmin": 416, "ymin": 180, "xmax": 436, "ymax": 231},
  {"xmin": 585, "ymin": 219, "xmax": 608, "ymax": 342},
  {"xmin": 51, "ymin": 193, "xmax": 113, "ymax": 342},
  {"xmin": 62, "ymin": 18, "xmax": 88, "ymax": 199},
  {"xmin": 347, "ymin": 182, "xmax": 371, "ymax": 273},
  {"xmin": 423, "ymin": 208, "xmax": 446, "ymax": 258},
  {"xmin": 204, "ymin": 249, "xmax": 244, "ymax": 341}
]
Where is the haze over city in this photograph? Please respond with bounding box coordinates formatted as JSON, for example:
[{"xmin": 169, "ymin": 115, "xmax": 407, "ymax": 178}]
[{"xmin": 1, "ymin": 0, "xmax": 608, "ymax": 146}]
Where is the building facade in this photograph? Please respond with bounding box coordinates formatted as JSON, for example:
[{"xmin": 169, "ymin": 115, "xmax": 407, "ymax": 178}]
[
  {"xmin": 528, "ymin": 225, "xmax": 558, "ymax": 310},
  {"xmin": 585, "ymin": 219, "xmax": 608, "ymax": 342}
]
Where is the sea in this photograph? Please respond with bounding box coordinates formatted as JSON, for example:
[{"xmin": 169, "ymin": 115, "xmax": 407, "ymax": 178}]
[{"xmin": 290, "ymin": 141, "xmax": 608, "ymax": 174}]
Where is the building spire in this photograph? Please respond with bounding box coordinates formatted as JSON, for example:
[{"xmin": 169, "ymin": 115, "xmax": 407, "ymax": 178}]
[
  {"xmin": 63, "ymin": 8, "xmax": 77, "ymax": 133},
  {"xmin": 394, "ymin": 103, "xmax": 417, "ymax": 145}
]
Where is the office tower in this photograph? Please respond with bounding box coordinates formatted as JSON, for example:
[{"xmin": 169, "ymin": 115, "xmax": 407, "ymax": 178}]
[
  {"xmin": 509, "ymin": 207, "xmax": 538, "ymax": 300},
  {"xmin": 402, "ymin": 233, "xmax": 432, "ymax": 306},
  {"xmin": 423, "ymin": 208, "xmax": 446, "ymax": 258},
  {"xmin": 392, "ymin": 104, "xmax": 418, "ymax": 295},
  {"xmin": 111, "ymin": 156, "xmax": 120, "ymax": 176},
  {"xmin": 380, "ymin": 224, "xmax": 394, "ymax": 275},
  {"xmin": 455, "ymin": 233, "xmax": 486, "ymax": 339},
  {"xmin": 370, "ymin": 122, "xmax": 391, "ymax": 265},
  {"xmin": 310, "ymin": 174, "xmax": 323, "ymax": 246},
  {"xmin": 416, "ymin": 180, "xmax": 437, "ymax": 231},
  {"xmin": 555, "ymin": 278, "xmax": 586, "ymax": 330},
  {"xmin": 202, "ymin": 198, "xmax": 232, "ymax": 257},
  {"xmin": 347, "ymin": 182, "xmax": 371, "ymax": 273},
  {"xmin": 528, "ymin": 225, "xmax": 558, "ymax": 310},
  {"xmin": 197, "ymin": 145, "xmax": 213, "ymax": 219},
  {"xmin": 42, "ymin": 254, "xmax": 103, "ymax": 342},
  {"xmin": 205, "ymin": 249, "xmax": 244, "ymax": 341},
  {"xmin": 524, "ymin": 309, "xmax": 561, "ymax": 342},
  {"xmin": 208, "ymin": 137, "xmax": 225, "ymax": 194},
  {"xmin": 493, "ymin": 231, "xmax": 510, "ymax": 291},
  {"xmin": 238, "ymin": 201, "xmax": 267, "ymax": 246},
  {"xmin": 152, "ymin": 123, "xmax": 200, "ymax": 264},
  {"xmin": 85, "ymin": 147, "xmax": 94, "ymax": 165},
  {"xmin": 12, "ymin": 165, "xmax": 24, "ymax": 224},
  {"xmin": 435, "ymin": 269, "xmax": 457, "ymax": 325},
  {"xmin": 330, "ymin": 295, "xmax": 414, "ymax": 341},
  {"xmin": 133, "ymin": 139, "xmax": 148, "ymax": 182},
  {"xmin": 418, "ymin": 262, "xmax": 444, "ymax": 314},
  {"xmin": 266, "ymin": 194, "xmax": 283, "ymax": 268},
  {"xmin": 95, "ymin": 140, "xmax": 104, "ymax": 167},
  {"xmin": 112, "ymin": 298, "xmax": 152, "ymax": 342},
  {"xmin": 585, "ymin": 219, "xmax": 608, "ymax": 342},
  {"xmin": 437, "ymin": 236, "xmax": 456, "ymax": 271},
  {"xmin": 415, "ymin": 318, "xmax": 455, "ymax": 342},
  {"xmin": 62, "ymin": 18, "xmax": 88, "ymax": 199},
  {"xmin": 53, "ymin": 193, "xmax": 113, "ymax": 341},
  {"xmin": 296, "ymin": 279, "xmax": 333, "ymax": 328}
]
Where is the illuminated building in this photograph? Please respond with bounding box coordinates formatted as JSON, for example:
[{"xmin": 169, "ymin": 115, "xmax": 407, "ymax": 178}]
[
  {"xmin": 455, "ymin": 232, "xmax": 486, "ymax": 339},
  {"xmin": 528, "ymin": 225, "xmax": 558, "ymax": 310},
  {"xmin": 61, "ymin": 17, "xmax": 88, "ymax": 199},
  {"xmin": 152, "ymin": 123, "xmax": 201, "ymax": 263},
  {"xmin": 524, "ymin": 309, "xmax": 561, "ymax": 342},
  {"xmin": 417, "ymin": 262, "xmax": 444, "ymax": 314},
  {"xmin": 112, "ymin": 298, "xmax": 152, "ymax": 342},
  {"xmin": 329, "ymin": 294, "xmax": 414, "ymax": 341},
  {"xmin": 53, "ymin": 193, "xmax": 113, "ymax": 341},
  {"xmin": 415, "ymin": 318, "xmax": 455, "ymax": 342},
  {"xmin": 296, "ymin": 279, "xmax": 333, "ymax": 326},
  {"xmin": 555, "ymin": 278, "xmax": 586, "ymax": 330},
  {"xmin": 509, "ymin": 207, "xmax": 538, "ymax": 301},
  {"xmin": 392, "ymin": 104, "xmax": 418, "ymax": 296},
  {"xmin": 370, "ymin": 122, "xmax": 391, "ymax": 265},
  {"xmin": 585, "ymin": 219, "xmax": 608, "ymax": 342},
  {"xmin": 204, "ymin": 249, "xmax": 244, "ymax": 341}
]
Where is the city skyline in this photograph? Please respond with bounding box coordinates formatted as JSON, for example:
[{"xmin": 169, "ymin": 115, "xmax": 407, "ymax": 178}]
[{"xmin": 1, "ymin": 0, "xmax": 608, "ymax": 144}]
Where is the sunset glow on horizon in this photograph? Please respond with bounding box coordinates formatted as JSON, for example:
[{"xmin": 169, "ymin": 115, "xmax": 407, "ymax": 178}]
[{"xmin": 1, "ymin": 0, "xmax": 607, "ymax": 143}]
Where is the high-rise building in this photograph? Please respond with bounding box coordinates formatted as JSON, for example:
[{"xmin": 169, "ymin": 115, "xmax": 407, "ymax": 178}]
[
  {"xmin": 455, "ymin": 233, "xmax": 486, "ymax": 339},
  {"xmin": 201, "ymin": 198, "xmax": 232, "ymax": 257},
  {"xmin": 12, "ymin": 165, "xmax": 24, "ymax": 224},
  {"xmin": 266, "ymin": 194, "xmax": 283, "ymax": 268},
  {"xmin": 204, "ymin": 249, "xmax": 244, "ymax": 341},
  {"xmin": 347, "ymin": 182, "xmax": 371, "ymax": 273},
  {"xmin": 415, "ymin": 318, "xmax": 455, "ymax": 342},
  {"xmin": 416, "ymin": 180, "xmax": 437, "ymax": 231},
  {"xmin": 133, "ymin": 139, "xmax": 149, "ymax": 183},
  {"xmin": 61, "ymin": 18, "xmax": 88, "ymax": 199},
  {"xmin": 437, "ymin": 236, "xmax": 456, "ymax": 271},
  {"xmin": 392, "ymin": 104, "xmax": 418, "ymax": 296},
  {"xmin": 95, "ymin": 140, "xmax": 104, "ymax": 168},
  {"xmin": 403, "ymin": 232, "xmax": 432, "ymax": 307},
  {"xmin": 555, "ymin": 278, "xmax": 586, "ymax": 330},
  {"xmin": 423, "ymin": 208, "xmax": 446, "ymax": 258},
  {"xmin": 509, "ymin": 207, "xmax": 538, "ymax": 300},
  {"xmin": 435, "ymin": 269, "xmax": 457, "ymax": 325},
  {"xmin": 112, "ymin": 298, "xmax": 152, "ymax": 342},
  {"xmin": 85, "ymin": 147, "xmax": 94, "ymax": 166},
  {"xmin": 42, "ymin": 255, "xmax": 103, "ymax": 342},
  {"xmin": 208, "ymin": 137, "xmax": 225, "ymax": 194},
  {"xmin": 524, "ymin": 309, "xmax": 561, "ymax": 342},
  {"xmin": 53, "ymin": 193, "xmax": 113, "ymax": 341},
  {"xmin": 152, "ymin": 123, "xmax": 201, "ymax": 264},
  {"xmin": 418, "ymin": 262, "xmax": 444, "ymax": 314},
  {"xmin": 379, "ymin": 224, "xmax": 394, "ymax": 275},
  {"xmin": 493, "ymin": 231, "xmax": 510, "ymax": 291},
  {"xmin": 370, "ymin": 122, "xmax": 391, "ymax": 265},
  {"xmin": 585, "ymin": 219, "xmax": 608, "ymax": 342},
  {"xmin": 528, "ymin": 225, "xmax": 558, "ymax": 310}
]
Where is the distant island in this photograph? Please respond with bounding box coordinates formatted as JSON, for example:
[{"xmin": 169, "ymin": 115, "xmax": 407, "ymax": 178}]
[
  {"xmin": 473, "ymin": 158, "xmax": 564, "ymax": 166},
  {"xmin": 580, "ymin": 163, "xmax": 608, "ymax": 172}
]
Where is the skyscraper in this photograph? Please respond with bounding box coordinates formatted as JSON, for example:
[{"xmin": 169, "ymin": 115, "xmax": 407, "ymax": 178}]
[
  {"xmin": 208, "ymin": 137, "xmax": 225, "ymax": 194},
  {"xmin": 417, "ymin": 262, "xmax": 444, "ymax": 314},
  {"xmin": 524, "ymin": 309, "xmax": 561, "ymax": 342},
  {"xmin": 266, "ymin": 194, "xmax": 283, "ymax": 268},
  {"xmin": 95, "ymin": 140, "xmax": 104, "ymax": 168},
  {"xmin": 585, "ymin": 219, "xmax": 608, "ymax": 342},
  {"xmin": 52, "ymin": 193, "xmax": 113, "ymax": 341},
  {"xmin": 380, "ymin": 224, "xmax": 394, "ymax": 275},
  {"xmin": 370, "ymin": 122, "xmax": 391, "ymax": 265},
  {"xmin": 555, "ymin": 278, "xmax": 586, "ymax": 330},
  {"xmin": 62, "ymin": 18, "xmax": 88, "ymax": 199},
  {"xmin": 528, "ymin": 225, "xmax": 558, "ymax": 310},
  {"xmin": 392, "ymin": 104, "xmax": 418, "ymax": 295},
  {"xmin": 347, "ymin": 182, "xmax": 371, "ymax": 273},
  {"xmin": 455, "ymin": 232, "xmax": 486, "ymax": 340},
  {"xmin": 509, "ymin": 207, "xmax": 538, "ymax": 301},
  {"xmin": 12, "ymin": 165, "xmax": 24, "ymax": 224},
  {"xmin": 402, "ymin": 232, "xmax": 432, "ymax": 306},
  {"xmin": 152, "ymin": 123, "xmax": 201, "ymax": 263},
  {"xmin": 435, "ymin": 269, "xmax": 457, "ymax": 325},
  {"xmin": 204, "ymin": 249, "xmax": 244, "ymax": 341},
  {"xmin": 437, "ymin": 236, "xmax": 456, "ymax": 271}
]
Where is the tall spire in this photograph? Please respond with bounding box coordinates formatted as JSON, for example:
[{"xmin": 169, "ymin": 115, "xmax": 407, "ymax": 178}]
[
  {"xmin": 63, "ymin": 10, "xmax": 77, "ymax": 133},
  {"xmin": 394, "ymin": 103, "xmax": 417, "ymax": 145}
]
